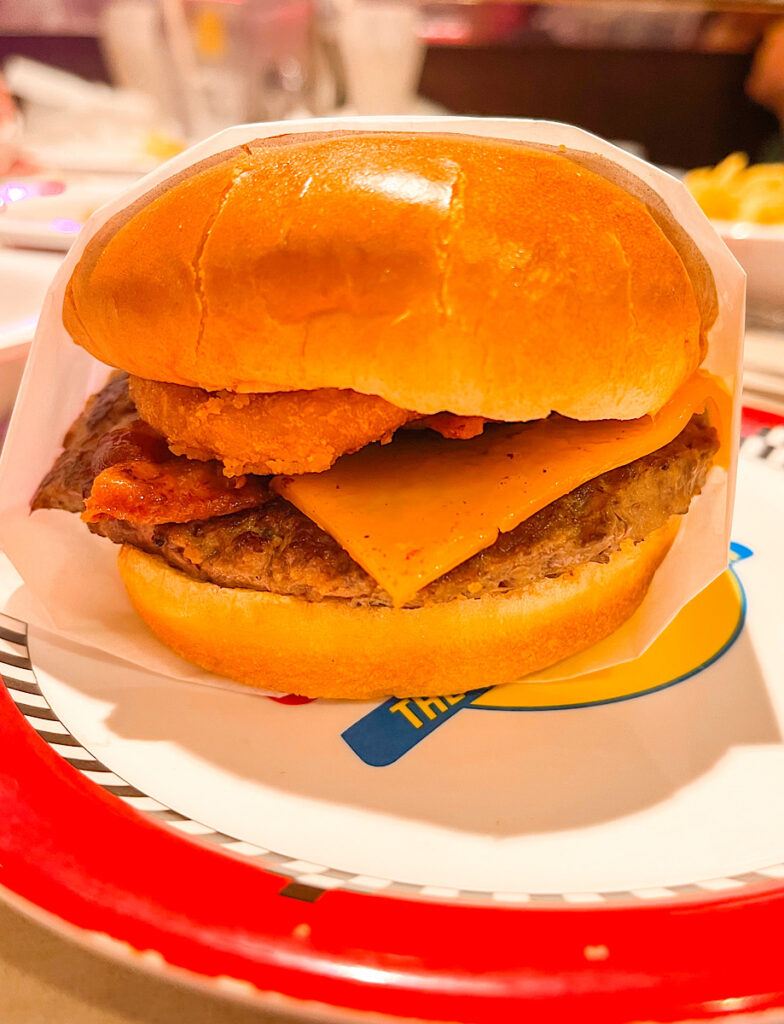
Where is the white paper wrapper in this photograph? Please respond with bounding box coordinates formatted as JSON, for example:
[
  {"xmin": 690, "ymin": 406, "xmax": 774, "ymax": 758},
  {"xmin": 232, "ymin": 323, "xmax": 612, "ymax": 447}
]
[{"xmin": 0, "ymin": 116, "xmax": 745, "ymax": 696}]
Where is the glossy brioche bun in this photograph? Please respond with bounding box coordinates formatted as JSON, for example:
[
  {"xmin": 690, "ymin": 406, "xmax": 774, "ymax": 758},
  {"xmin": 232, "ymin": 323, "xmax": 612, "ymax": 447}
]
[
  {"xmin": 117, "ymin": 517, "xmax": 679, "ymax": 699},
  {"xmin": 65, "ymin": 131, "xmax": 716, "ymax": 423}
]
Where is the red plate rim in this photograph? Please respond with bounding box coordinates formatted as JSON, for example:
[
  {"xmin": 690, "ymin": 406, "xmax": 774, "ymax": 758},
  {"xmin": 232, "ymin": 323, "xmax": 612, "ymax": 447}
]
[{"xmin": 1, "ymin": 405, "xmax": 783, "ymax": 1024}]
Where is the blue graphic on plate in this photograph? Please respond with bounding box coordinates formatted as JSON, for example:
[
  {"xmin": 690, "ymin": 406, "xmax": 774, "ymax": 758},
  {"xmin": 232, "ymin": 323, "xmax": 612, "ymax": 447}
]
[
  {"xmin": 341, "ymin": 690, "xmax": 488, "ymax": 767},
  {"xmin": 341, "ymin": 542, "xmax": 753, "ymax": 767}
]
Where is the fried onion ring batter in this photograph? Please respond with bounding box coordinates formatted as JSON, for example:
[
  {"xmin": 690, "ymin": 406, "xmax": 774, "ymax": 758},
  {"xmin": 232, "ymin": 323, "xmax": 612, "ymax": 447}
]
[
  {"xmin": 130, "ymin": 377, "xmax": 489, "ymax": 476},
  {"xmin": 129, "ymin": 376, "xmax": 413, "ymax": 477}
]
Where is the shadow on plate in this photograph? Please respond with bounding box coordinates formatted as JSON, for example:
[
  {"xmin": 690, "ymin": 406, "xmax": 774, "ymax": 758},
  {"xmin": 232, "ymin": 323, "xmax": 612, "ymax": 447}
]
[{"xmin": 28, "ymin": 620, "xmax": 780, "ymax": 839}]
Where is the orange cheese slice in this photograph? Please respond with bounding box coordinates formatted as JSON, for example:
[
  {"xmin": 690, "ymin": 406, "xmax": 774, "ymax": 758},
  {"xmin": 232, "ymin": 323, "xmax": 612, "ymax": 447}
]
[{"xmin": 272, "ymin": 372, "xmax": 729, "ymax": 607}]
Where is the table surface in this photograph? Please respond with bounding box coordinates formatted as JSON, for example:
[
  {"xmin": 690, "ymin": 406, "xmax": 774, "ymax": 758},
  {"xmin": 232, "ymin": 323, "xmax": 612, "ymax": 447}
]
[{"xmin": 0, "ymin": 897, "xmax": 315, "ymax": 1024}]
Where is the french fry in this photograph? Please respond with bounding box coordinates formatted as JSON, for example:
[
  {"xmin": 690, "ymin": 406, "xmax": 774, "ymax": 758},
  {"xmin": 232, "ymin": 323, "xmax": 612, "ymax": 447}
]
[{"xmin": 685, "ymin": 152, "xmax": 784, "ymax": 223}]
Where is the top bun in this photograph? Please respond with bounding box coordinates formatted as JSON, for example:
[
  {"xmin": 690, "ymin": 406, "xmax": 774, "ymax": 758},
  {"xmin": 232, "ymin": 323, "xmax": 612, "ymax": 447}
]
[{"xmin": 64, "ymin": 131, "xmax": 716, "ymax": 422}]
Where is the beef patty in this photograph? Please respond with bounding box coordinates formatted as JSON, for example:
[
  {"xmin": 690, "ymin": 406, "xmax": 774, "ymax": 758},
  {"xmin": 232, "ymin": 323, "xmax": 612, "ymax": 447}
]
[{"xmin": 33, "ymin": 375, "xmax": 718, "ymax": 608}]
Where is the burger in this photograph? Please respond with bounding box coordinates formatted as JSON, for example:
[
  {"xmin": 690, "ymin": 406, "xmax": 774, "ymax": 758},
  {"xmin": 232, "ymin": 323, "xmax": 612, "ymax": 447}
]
[{"xmin": 31, "ymin": 131, "xmax": 726, "ymax": 700}]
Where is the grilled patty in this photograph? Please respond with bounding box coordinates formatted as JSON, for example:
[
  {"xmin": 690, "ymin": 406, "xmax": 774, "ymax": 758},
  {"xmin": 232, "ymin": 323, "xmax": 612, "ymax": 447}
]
[{"xmin": 33, "ymin": 375, "xmax": 718, "ymax": 608}]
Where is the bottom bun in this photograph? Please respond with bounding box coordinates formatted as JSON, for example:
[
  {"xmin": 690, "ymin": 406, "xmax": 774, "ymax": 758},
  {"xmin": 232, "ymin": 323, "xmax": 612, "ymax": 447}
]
[{"xmin": 118, "ymin": 518, "xmax": 680, "ymax": 700}]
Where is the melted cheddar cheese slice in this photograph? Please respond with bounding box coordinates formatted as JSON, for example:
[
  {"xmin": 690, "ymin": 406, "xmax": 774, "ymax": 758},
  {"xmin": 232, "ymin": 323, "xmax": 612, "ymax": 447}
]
[{"xmin": 272, "ymin": 373, "xmax": 729, "ymax": 607}]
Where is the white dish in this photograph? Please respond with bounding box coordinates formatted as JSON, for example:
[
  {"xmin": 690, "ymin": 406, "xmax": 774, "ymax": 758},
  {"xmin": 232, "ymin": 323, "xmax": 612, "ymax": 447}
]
[
  {"xmin": 0, "ymin": 443, "xmax": 780, "ymax": 899},
  {"xmin": 0, "ymin": 249, "xmax": 62, "ymax": 422},
  {"xmin": 0, "ymin": 428, "xmax": 777, "ymax": 1023},
  {"xmin": 22, "ymin": 139, "xmax": 161, "ymax": 177},
  {"xmin": 714, "ymin": 220, "xmax": 784, "ymax": 322},
  {"xmin": 0, "ymin": 249, "xmax": 61, "ymax": 355},
  {"xmin": 0, "ymin": 183, "xmax": 125, "ymax": 252}
]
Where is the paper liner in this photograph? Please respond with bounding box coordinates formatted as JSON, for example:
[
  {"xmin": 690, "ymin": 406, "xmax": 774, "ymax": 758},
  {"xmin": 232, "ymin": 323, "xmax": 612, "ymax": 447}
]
[{"xmin": 0, "ymin": 116, "xmax": 745, "ymax": 696}]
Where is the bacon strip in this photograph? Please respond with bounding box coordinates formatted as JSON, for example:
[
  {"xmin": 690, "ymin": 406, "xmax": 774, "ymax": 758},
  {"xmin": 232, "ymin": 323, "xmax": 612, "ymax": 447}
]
[
  {"xmin": 82, "ymin": 417, "xmax": 268, "ymax": 525},
  {"xmin": 83, "ymin": 460, "xmax": 268, "ymax": 524},
  {"xmin": 407, "ymin": 413, "xmax": 488, "ymax": 439}
]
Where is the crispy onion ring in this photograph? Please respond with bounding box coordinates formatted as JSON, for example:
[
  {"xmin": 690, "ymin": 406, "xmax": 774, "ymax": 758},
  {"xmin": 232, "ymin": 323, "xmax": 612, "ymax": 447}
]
[
  {"xmin": 129, "ymin": 377, "xmax": 414, "ymax": 476},
  {"xmin": 130, "ymin": 377, "xmax": 490, "ymax": 477}
]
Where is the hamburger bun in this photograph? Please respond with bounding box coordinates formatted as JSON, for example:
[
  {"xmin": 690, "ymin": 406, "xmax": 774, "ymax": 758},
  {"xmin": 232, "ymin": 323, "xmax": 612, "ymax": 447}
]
[
  {"xmin": 65, "ymin": 132, "xmax": 714, "ymax": 423},
  {"xmin": 117, "ymin": 517, "xmax": 680, "ymax": 700}
]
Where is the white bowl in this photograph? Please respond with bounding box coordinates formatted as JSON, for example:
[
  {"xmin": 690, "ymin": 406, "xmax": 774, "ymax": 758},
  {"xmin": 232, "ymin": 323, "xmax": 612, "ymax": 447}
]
[{"xmin": 714, "ymin": 220, "xmax": 784, "ymax": 323}]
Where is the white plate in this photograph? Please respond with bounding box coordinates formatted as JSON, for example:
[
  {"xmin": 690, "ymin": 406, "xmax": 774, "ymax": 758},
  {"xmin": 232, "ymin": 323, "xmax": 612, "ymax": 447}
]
[
  {"xmin": 0, "ymin": 423, "xmax": 781, "ymax": 1024},
  {"xmin": 0, "ymin": 250, "xmax": 61, "ymax": 357},
  {"xmin": 0, "ymin": 249, "xmax": 61, "ymax": 421},
  {"xmin": 2, "ymin": 447, "xmax": 780, "ymax": 901},
  {"xmin": 0, "ymin": 184, "xmax": 126, "ymax": 252},
  {"xmin": 22, "ymin": 140, "xmax": 161, "ymax": 177},
  {"xmin": 0, "ymin": 249, "xmax": 61, "ymax": 354}
]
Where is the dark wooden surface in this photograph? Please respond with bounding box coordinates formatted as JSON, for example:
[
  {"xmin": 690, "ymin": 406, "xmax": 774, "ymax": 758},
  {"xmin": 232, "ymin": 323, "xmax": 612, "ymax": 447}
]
[
  {"xmin": 0, "ymin": 34, "xmax": 109, "ymax": 85},
  {"xmin": 420, "ymin": 44, "xmax": 780, "ymax": 166}
]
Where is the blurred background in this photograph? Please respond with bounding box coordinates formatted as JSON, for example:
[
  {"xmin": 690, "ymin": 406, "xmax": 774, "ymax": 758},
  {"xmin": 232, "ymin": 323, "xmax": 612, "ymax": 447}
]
[
  {"xmin": 3, "ymin": 0, "xmax": 784, "ymax": 165},
  {"xmin": 2, "ymin": 0, "xmax": 784, "ymax": 418}
]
